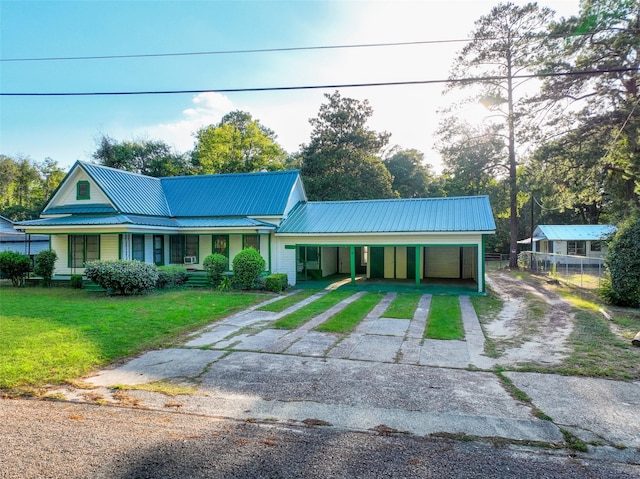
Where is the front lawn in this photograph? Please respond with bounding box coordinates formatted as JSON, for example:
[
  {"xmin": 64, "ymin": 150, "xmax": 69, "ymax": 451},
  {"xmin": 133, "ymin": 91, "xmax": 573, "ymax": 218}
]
[
  {"xmin": 383, "ymin": 293, "xmax": 422, "ymax": 319},
  {"xmin": 316, "ymin": 292, "xmax": 384, "ymax": 333},
  {"xmin": 0, "ymin": 287, "xmax": 269, "ymax": 392}
]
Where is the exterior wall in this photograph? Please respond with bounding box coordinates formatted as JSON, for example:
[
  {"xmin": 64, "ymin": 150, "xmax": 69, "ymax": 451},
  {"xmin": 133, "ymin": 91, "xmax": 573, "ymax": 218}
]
[
  {"xmin": 395, "ymin": 247, "xmax": 407, "ymax": 279},
  {"xmin": 384, "ymin": 247, "xmax": 395, "ymax": 278},
  {"xmin": 338, "ymin": 247, "xmax": 351, "ymax": 274}
]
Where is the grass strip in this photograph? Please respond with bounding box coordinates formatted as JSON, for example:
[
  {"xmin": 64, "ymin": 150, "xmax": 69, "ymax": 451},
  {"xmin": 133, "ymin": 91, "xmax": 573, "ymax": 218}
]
[
  {"xmin": 0, "ymin": 287, "xmax": 269, "ymax": 392},
  {"xmin": 425, "ymin": 295, "xmax": 464, "ymax": 340},
  {"xmin": 382, "ymin": 293, "xmax": 422, "ymax": 319},
  {"xmin": 316, "ymin": 292, "xmax": 384, "ymax": 333},
  {"xmin": 272, "ymin": 290, "xmax": 354, "ymax": 329},
  {"xmin": 257, "ymin": 289, "xmax": 320, "ymax": 313}
]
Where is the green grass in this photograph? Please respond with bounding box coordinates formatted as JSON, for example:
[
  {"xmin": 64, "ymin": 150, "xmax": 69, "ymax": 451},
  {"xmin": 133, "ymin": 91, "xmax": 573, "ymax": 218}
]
[
  {"xmin": 0, "ymin": 286, "xmax": 269, "ymax": 392},
  {"xmin": 257, "ymin": 289, "xmax": 320, "ymax": 313},
  {"xmin": 316, "ymin": 292, "xmax": 384, "ymax": 333},
  {"xmin": 425, "ymin": 295, "xmax": 464, "ymax": 340},
  {"xmin": 382, "ymin": 293, "xmax": 422, "ymax": 319},
  {"xmin": 272, "ymin": 290, "xmax": 354, "ymax": 329}
]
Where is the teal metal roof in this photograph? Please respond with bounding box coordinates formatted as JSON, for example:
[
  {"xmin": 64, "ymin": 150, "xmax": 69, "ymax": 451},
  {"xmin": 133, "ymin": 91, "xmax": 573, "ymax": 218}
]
[
  {"xmin": 45, "ymin": 204, "xmax": 118, "ymax": 215},
  {"xmin": 18, "ymin": 215, "xmax": 276, "ymax": 229},
  {"xmin": 533, "ymin": 225, "xmax": 617, "ymax": 241},
  {"xmin": 80, "ymin": 162, "xmax": 170, "ymax": 216},
  {"xmin": 161, "ymin": 170, "xmax": 300, "ymax": 217},
  {"xmin": 277, "ymin": 196, "xmax": 496, "ymax": 234}
]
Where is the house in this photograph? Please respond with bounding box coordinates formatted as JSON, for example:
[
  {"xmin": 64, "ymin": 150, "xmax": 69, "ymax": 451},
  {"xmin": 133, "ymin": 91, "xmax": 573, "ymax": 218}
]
[
  {"xmin": 16, "ymin": 162, "xmax": 496, "ymax": 293},
  {"xmin": 520, "ymin": 224, "xmax": 617, "ymax": 258},
  {"xmin": 0, "ymin": 214, "xmax": 49, "ymax": 258}
]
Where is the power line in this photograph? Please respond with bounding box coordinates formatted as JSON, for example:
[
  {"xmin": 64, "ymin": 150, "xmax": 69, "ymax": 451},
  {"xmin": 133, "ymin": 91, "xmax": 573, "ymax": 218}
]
[
  {"xmin": 1, "ymin": 29, "xmax": 630, "ymax": 63},
  {"xmin": 0, "ymin": 39, "xmax": 472, "ymax": 63},
  {"xmin": 1, "ymin": 67, "xmax": 637, "ymax": 97}
]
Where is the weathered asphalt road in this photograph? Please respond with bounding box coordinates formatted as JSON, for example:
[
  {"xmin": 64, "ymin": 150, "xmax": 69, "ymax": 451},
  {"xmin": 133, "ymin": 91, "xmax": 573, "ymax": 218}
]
[{"xmin": 1, "ymin": 398, "xmax": 638, "ymax": 479}]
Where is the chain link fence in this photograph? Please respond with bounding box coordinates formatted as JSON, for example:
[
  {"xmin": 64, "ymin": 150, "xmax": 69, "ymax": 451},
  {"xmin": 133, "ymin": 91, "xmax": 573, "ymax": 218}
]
[{"xmin": 517, "ymin": 251, "xmax": 606, "ymax": 290}]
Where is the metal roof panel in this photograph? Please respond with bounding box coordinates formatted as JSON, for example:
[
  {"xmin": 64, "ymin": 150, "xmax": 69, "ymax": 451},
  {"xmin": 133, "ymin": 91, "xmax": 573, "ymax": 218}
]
[
  {"xmin": 534, "ymin": 225, "xmax": 617, "ymax": 241},
  {"xmin": 277, "ymin": 196, "xmax": 496, "ymax": 234}
]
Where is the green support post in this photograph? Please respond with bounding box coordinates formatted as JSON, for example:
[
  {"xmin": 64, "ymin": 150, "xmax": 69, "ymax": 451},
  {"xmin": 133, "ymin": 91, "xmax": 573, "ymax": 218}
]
[
  {"xmin": 415, "ymin": 246, "xmax": 421, "ymax": 288},
  {"xmin": 350, "ymin": 246, "xmax": 356, "ymax": 285}
]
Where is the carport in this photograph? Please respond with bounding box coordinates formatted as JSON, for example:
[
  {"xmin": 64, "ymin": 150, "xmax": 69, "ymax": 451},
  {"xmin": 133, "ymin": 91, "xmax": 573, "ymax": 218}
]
[{"xmin": 276, "ymin": 196, "xmax": 495, "ymax": 294}]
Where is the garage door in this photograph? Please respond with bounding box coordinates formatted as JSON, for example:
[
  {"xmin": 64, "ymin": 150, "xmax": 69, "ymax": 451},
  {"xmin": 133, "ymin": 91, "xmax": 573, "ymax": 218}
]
[{"xmin": 425, "ymin": 247, "xmax": 460, "ymax": 278}]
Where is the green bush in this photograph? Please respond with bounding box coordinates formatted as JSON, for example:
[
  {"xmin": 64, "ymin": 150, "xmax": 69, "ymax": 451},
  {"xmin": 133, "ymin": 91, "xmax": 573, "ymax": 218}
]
[
  {"xmin": 218, "ymin": 275, "xmax": 232, "ymax": 292},
  {"xmin": 0, "ymin": 251, "xmax": 32, "ymax": 287},
  {"xmin": 203, "ymin": 253, "xmax": 228, "ymax": 287},
  {"xmin": 232, "ymin": 248, "xmax": 266, "ymax": 290},
  {"xmin": 603, "ymin": 215, "xmax": 640, "ymax": 307},
  {"xmin": 156, "ymin": 265, "xmax": 188, "ymax": 289},
  {"xmin": 265, "ymin": 273, "xmax": 288, "ymax": 292},
  {"xmin": 33, "ymin": 250, "xmax": 58, "ymax": 287},
  {"xmin": 70, "ymin": 274, "xmax": 84, "ymax": 289},
  {"xmin": 84, "ymin": 260, "xmax": 159, "ymax": 295}
]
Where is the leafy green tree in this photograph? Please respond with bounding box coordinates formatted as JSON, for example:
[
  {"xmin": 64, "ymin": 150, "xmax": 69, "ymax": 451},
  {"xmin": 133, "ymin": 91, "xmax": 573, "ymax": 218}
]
[
  {"xmin": 536, "ymin": 0, "xmax": 639, "ymax": 214},
  {"xmin": 384, "ymin": 148, "xmax": 438, "ymax": 198},
  {"xmin": 0, "ymin": 251, "xmax": 31, "ymax": 287},
  {"xmin": 444, "ymin": 2, "xmax": 554, "ymax": 267},
  {"xmin": 301, "ymin": 91, "xmax": 394, "ymax": 200},
  {"xmin": 0, "ymin": 155, "xmax": 65, "ymax": 220},
  {"xmin": 33, "ymin": 250, "xmax": 58, "ymax": 287},
  {"xmin": 93, "ymin": 135, "xmax": 192, "ymax": 177},
  {"xmin": 603, "ymin": 214, "xmax": 640, "ymax": 307},
  {"xmin": 193, "ymin": 111, "xmax": 287, "ymax": 174}
]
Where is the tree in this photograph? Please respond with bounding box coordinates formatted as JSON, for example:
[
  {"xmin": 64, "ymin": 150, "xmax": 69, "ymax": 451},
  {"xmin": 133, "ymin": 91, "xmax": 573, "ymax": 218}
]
[
  {"xmin": 444, "ymin": 2, "xmax": 555, "ymax": 267},
  {"xmin": 93, "ymin": 135, "xmax": 192, "ymax": 177},
  {"xmin": 536, "ymin": 0, "xmax": 640, "ymax": 214},
  {"xmin": 384, "ymin": 148, "xmax": 438, "ymax": 198},
  {"xmin": 603, "ymin": 213, "xmax": 640, "ymax": 307},
  {"xmin": 0, "ymin": 155, "xmax": 65, "ymax": 220},
  {"xmin": 193, "ymin": 111, "xmax": 287, "ymax": 174},
  {"xmin": 301, "ymin": 91, "xmax": 394, "ymax": 200}
]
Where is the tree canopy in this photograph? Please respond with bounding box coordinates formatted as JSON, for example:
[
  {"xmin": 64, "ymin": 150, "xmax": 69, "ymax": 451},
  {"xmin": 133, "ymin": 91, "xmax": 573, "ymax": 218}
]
[
  {"xmin": 93, "ymin": 135, "xmax": 192, "ymax": 177},
  {"xmin": 384, "ymin": 148, "xmax": 439, "ymax": 198},
  {"xmin": 192, "ymin": 111, "xmax": 288, "ymax": 174},
  {"xmin": 300, "ymin": 91, "xmax": 394, "ymax": 201}
]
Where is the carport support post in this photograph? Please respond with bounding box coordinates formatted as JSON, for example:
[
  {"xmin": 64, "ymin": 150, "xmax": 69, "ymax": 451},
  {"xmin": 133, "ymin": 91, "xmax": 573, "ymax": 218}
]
[
  {"xmin": 415, "ymin": 246, "xmax": 421, "ymax": 288},
  {"xmin": 350, "ymin": 246, "xmax": 356, "ymax": 285}
]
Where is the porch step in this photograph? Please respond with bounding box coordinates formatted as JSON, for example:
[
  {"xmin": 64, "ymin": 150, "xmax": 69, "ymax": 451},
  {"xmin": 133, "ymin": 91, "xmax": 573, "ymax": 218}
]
[{"xmin": 186, "ymin": 274, "xmax": 210, "ymax": 288}]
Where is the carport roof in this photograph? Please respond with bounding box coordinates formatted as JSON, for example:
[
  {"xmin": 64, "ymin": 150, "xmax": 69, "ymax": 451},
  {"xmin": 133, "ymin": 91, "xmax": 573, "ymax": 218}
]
[{"xmin": 277, "ymin": 196, "xmax": 496, "ymax": 234}]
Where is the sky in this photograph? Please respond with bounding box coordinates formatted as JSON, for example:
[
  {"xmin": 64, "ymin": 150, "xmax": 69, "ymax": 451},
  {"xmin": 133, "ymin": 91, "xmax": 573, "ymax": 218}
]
[{"xmin": 1, "ymin": 0, "xmax": 580, "ymax": 173}]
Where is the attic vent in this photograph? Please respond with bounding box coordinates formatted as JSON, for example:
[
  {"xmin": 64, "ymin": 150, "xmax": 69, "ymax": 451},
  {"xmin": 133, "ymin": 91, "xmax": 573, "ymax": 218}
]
[{"xmin": 76, "ymin": 181, "xmax": 90, "ymax": 200}]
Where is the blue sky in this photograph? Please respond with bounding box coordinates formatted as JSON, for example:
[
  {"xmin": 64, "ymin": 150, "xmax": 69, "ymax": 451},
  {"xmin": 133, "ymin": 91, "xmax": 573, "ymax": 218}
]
[{"xmin": 1, "ymin": 0, "xmax": 579, "ymax": 172}]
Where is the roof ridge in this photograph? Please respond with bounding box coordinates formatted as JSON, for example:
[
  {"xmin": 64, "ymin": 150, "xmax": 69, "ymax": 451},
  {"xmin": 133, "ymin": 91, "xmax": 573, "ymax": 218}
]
[
  {"xmin": 159, "ymin": 169, "xmax": 300, "ymax": 181},
  {"xmin": 79, "ymin": 161, "xmax": 163, "ymax": 181}
]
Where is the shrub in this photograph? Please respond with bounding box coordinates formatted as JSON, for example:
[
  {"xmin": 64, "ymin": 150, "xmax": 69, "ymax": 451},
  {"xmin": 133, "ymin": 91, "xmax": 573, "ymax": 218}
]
[
  {"xmin": 603, "ymin": 215, "xmax": 640, "ymax": 307},
  {"xmin": 33, "ymin": 250, "xmax": 58, "ymax": 287},
  {"xmin": 203, "ymin": 253, "xmax": 228, "ymax": 287},
  {"xmin": 84, "ymin": 260, "xmax": 159, "ymax": 295},
  {"xmin": 218, "ymin": 276, "xmax": 232, "ymax": 292},
  {"xmin": 156, "ymin": 265, "xmax": 188, "ymax": 289},
  {"xmin": 70, "ymin": 274, "xmax": 84, "ymax": 289},
  {"xmin": 232, "ymin": 248, "xmax": 266, "ymax": 290},
  {"xmin": 0, "ymin": 251, "xmax": 32, "ymax": 287},
  {"xmin": 265, "ymin": 273, "xmax": 288, "ymax": 293}
]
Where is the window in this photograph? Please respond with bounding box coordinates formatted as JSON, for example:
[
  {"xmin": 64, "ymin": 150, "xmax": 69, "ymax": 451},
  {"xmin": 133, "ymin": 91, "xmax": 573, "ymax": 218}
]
[
  {"xmin": 243, "ymin": 234, "xmax": 259, "ymax": 250},
  {"xmin": 76, "ymin": 181, "xmax": 90, "ymax": 200},
  {"xmin": 69, "ymin": 235, "xmax": 100, "ymax": 268},
  {"xmin": 213, "ymin": 235, "xmax": 229, "ymax": 269},
  {"xmin": 590, "ymin": 241, "xmax": 602, "ymax": 252},
  {"xmin": 153, "ymin": 235, "xmax": 164, "ymax": 266},
  {"xmin": 567, "ymin": 240, "xmax": 586, "ymax": 256},
  {"xmin": 132, "ymin": 234, "xmax": 145, "ymax": 262},
  {"xmin": 170, "ymin": 235, "xmax": 199, "ymax": 264}
]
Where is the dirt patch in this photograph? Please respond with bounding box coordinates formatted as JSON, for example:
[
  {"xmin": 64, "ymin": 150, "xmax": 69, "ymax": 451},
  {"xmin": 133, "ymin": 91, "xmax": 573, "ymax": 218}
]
[{"xmin": 484, "ymin": 271, "xmax": 574, "ymax": 366}]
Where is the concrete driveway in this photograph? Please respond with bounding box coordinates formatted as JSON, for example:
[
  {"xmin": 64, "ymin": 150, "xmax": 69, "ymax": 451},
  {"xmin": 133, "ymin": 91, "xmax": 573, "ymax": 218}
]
[{"xmin": 64, "ymin": 290, "xmax": 639, "ymax": 457}]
